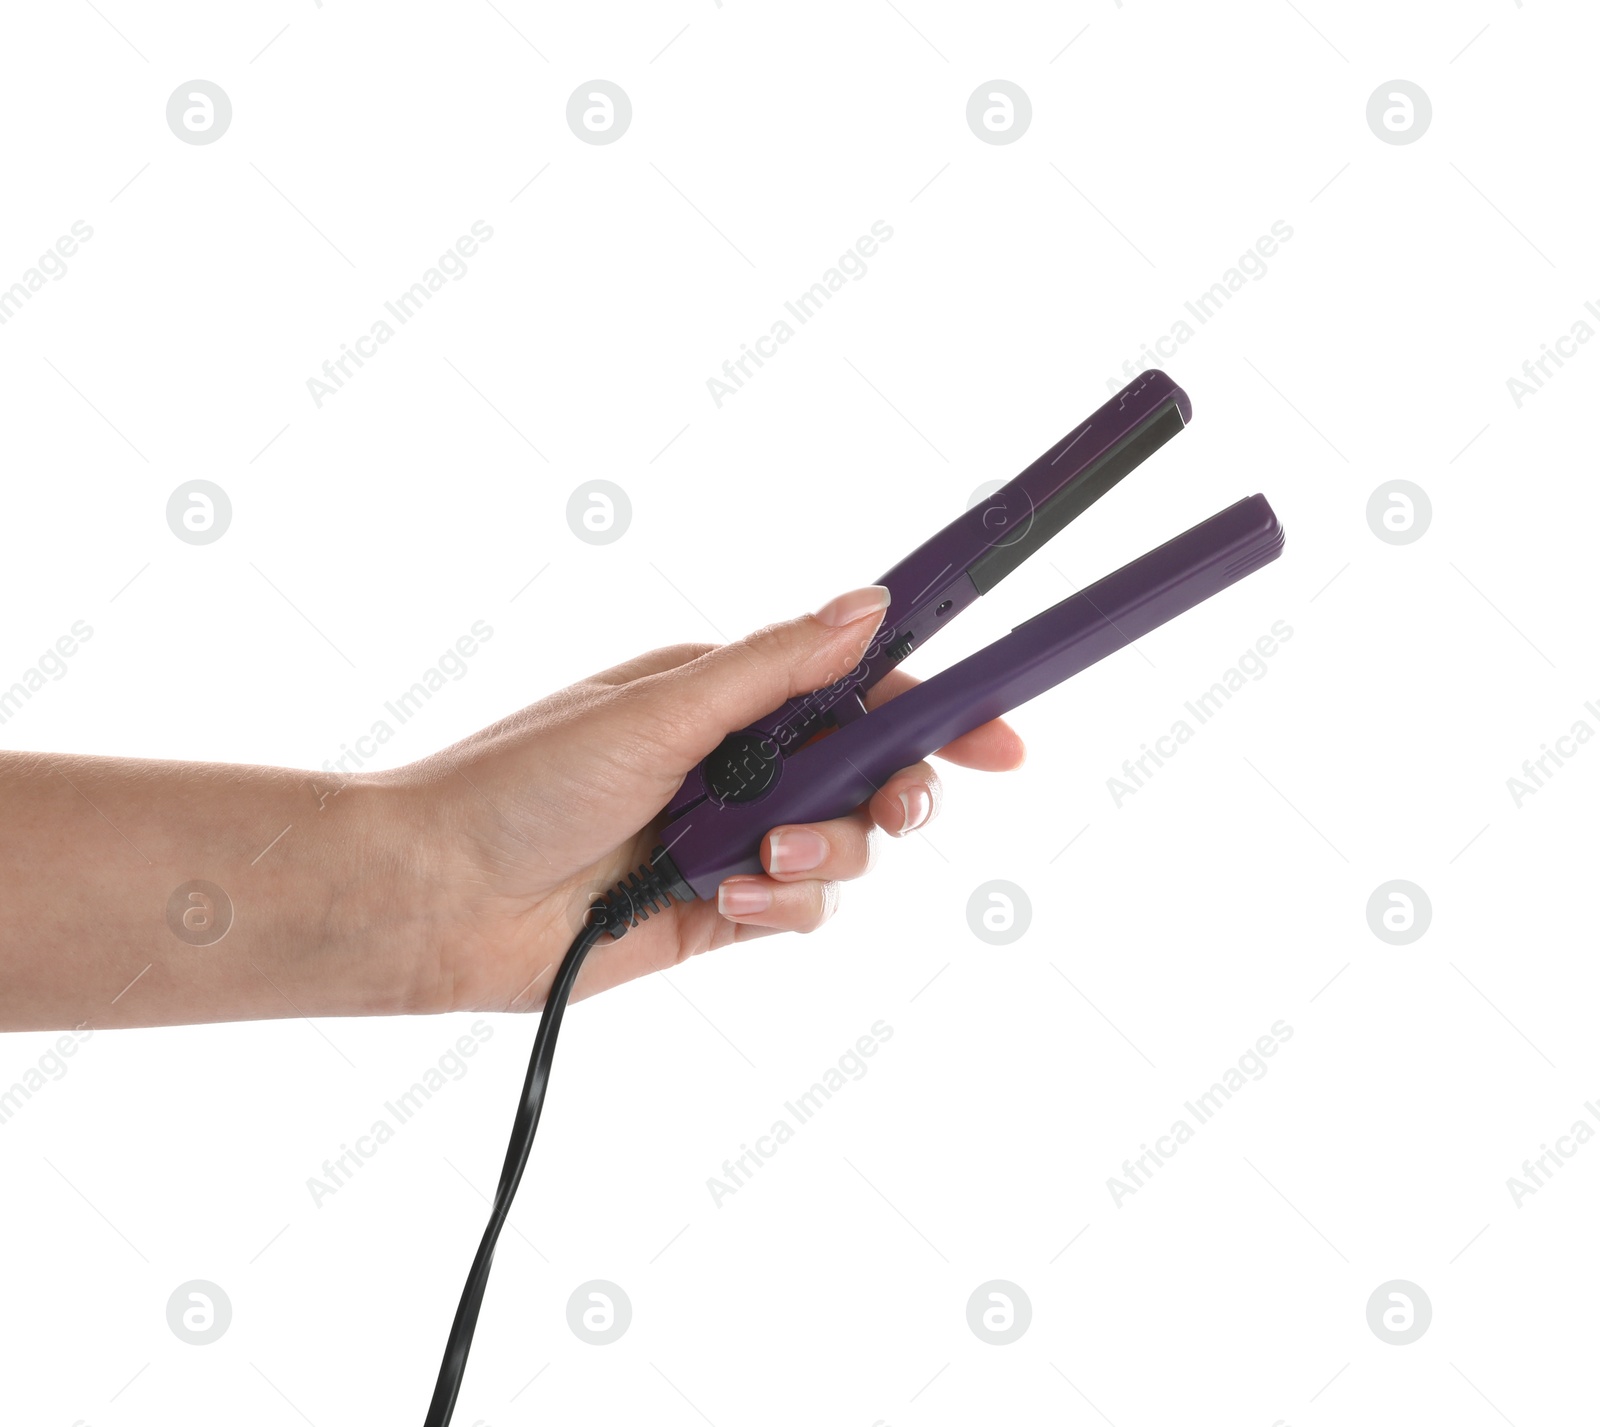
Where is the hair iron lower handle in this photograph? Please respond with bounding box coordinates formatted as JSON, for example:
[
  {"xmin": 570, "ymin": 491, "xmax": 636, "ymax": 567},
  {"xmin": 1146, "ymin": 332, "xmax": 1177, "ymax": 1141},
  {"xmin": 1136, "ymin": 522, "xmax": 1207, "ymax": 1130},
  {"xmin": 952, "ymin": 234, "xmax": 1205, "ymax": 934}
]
[{"xmin": 659, "ymin": 494, "xmax": 1284, "ymax": 899}]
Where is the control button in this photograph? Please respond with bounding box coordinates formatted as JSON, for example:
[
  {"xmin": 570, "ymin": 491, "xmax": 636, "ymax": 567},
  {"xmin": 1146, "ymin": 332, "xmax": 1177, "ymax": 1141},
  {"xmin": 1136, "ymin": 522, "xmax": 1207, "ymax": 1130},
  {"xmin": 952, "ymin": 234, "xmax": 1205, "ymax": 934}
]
[{"xmin": 703, "ymin": 731, "xmax": 781, "ymax": 804}]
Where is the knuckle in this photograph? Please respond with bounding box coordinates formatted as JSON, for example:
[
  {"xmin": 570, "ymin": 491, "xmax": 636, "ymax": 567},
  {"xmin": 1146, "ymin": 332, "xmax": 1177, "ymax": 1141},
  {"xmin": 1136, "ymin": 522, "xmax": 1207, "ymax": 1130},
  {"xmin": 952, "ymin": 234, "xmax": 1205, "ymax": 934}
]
[
  {"xmin": 750, "ymin": 617, "xmax": 810, "ymax": 672},
  {"xmin": 654, "ymin": 641, "xmax": 718, "ymax": 670}
]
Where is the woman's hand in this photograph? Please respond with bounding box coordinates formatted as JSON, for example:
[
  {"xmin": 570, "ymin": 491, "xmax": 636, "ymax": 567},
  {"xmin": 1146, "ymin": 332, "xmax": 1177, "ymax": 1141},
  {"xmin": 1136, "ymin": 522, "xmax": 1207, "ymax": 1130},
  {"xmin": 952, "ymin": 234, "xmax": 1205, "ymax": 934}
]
[
  {"xmin": 0, "ymin": 586, "xmax": 1022, "ymax": 1031},
  {"xmin": 393, "ymin": 585, "xmax": 1025, "ymax": 1013}
]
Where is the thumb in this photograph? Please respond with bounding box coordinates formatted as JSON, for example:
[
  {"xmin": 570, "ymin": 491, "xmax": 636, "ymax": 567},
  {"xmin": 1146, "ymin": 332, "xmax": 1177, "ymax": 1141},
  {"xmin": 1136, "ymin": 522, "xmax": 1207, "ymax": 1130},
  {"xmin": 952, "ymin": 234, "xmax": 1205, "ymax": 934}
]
[{"xmin": 626, "ymin": 585, "xmax": 892, "ymax": 769}]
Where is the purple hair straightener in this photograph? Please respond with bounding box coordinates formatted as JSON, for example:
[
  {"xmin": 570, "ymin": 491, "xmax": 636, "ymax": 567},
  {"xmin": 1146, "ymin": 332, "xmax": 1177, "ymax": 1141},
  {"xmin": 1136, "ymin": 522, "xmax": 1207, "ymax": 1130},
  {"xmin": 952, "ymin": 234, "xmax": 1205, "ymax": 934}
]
[
  {"xmin": 422, "ymin": 369, "xmax": 1283, "ymax": 1425},
  {"xmin": 647, "ymin": 368, "xmax": 1284, "ymax": 903}
]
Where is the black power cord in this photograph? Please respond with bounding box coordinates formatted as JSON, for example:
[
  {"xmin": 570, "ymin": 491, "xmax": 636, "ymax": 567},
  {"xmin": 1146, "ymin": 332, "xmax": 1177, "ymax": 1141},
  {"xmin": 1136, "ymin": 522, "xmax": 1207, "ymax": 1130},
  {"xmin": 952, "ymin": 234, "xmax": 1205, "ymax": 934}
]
[{"xmin": 422, "ymin": 849, "xmax": 688, "ymax": 1427}]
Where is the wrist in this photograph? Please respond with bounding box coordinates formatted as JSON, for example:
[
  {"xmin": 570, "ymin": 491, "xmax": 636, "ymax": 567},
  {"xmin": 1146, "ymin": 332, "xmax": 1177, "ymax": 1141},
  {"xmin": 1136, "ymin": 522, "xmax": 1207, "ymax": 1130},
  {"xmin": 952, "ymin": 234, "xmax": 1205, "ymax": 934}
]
[
  {"xmin": 367, "ymin": 762, "xmax": 577, "ymax": 1018},
  {"xmin": 305, "ymin": 770, "xmax": 457, "ymax": 1017}
]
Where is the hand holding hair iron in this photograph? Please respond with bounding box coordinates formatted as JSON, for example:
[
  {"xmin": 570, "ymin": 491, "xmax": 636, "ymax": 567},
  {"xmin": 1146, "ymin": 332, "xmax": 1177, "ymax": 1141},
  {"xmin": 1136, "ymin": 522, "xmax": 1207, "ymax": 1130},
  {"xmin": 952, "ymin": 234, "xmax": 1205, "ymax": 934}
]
[
  {"xmin": 422, "ymin": 370, "xmax": 1284, "ymax": 1425},
  {"xmin": 649, "ymin": 368, "xmax": 1283, "ymax": 902}
]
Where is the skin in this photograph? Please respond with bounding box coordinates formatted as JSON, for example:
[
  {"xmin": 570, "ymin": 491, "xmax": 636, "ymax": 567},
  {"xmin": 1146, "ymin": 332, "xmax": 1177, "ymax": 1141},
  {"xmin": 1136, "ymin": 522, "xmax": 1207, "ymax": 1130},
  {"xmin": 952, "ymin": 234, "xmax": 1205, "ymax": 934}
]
[{"xmin": 0, "ymin": 587, "xmax": 1024, "ymax": 1032}]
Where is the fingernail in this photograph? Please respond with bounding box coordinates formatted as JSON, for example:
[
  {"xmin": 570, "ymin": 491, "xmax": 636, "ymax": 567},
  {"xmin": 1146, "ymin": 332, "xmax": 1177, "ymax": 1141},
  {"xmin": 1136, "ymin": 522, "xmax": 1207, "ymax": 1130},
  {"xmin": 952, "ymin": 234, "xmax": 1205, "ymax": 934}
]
[
  {"xmin": 896, "ymin": 786, "xmax": 932, "ymax": 836},
  {"xmin": 814, "ymin": 584, "xmax": 890, "ymax": 627},
  {"xmin": 718, "ymin": 882, "xmax": 772, "ymax": 917},
  {"xmin": 769, "ymin": 828, "xmax": 828, "ymax": 875}
]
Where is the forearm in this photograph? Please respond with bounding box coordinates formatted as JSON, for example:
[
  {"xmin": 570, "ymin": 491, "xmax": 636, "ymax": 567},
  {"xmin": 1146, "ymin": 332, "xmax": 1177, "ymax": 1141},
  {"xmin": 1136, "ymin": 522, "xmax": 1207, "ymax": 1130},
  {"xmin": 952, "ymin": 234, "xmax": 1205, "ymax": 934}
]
[{"xmin": 0, "ymin": 752, "xmax": 443, "ymax": 1030}]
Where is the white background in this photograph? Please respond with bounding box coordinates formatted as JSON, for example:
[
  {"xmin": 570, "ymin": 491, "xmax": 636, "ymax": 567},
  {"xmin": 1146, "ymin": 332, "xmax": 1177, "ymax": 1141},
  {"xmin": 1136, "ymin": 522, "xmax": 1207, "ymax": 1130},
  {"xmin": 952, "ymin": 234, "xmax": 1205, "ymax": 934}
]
[{"xmin": 2, "ymin": 1, "xmax": 1596, "ymax": 1423}]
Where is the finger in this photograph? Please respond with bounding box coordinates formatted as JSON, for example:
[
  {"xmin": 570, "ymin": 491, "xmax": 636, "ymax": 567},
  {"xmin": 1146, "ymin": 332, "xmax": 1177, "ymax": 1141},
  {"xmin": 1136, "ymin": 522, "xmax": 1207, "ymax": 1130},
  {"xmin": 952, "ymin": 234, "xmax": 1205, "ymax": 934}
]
[
  {"xmin": 621, "ymin": 586, "xmax": 891, "ymax": 768},
  {"xmin": 863, "ymin": 669, "xmax": 1027, "ymax": 771},
  {"xmin": 716, "ymin": 875, "xmax": 840, "ymax": 934},
  {"xmin": 761, "ymin": 809, "xmax": 879, "ymax": 883},
  {"xmin": 582, "ymin": 642, "xmax": 716, "ymax": 688},
  {"xmin": 938, "ymin": 717, "xmax": 1026, "ymax": 771},
  {"xmin": 863, "ymin": 761, "xmax": 942, "ymax": 837}
]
